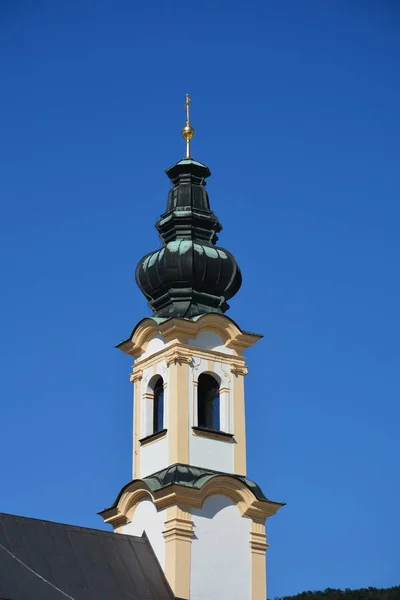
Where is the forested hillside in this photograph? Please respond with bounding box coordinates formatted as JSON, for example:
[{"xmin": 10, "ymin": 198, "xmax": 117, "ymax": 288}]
[{"xmin": 273, "ymin": 587, "xmax": 400, "ymax": 600}]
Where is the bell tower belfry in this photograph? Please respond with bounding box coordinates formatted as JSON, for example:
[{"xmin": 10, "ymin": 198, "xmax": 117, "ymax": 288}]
[{"xmin": 99, "ymin": 97, "xmax": 284, "ymax": 600}]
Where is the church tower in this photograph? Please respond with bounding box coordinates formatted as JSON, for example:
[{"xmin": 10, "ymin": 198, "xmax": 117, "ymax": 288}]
[{"xmin": 100, "ymin": 96, "xmax": 284, "ymax": 600}]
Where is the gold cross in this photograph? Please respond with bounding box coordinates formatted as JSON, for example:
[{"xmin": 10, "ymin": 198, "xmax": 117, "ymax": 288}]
[{"xmin": 185, "ymin": 94, "xmax": 191, "ymax": 121}]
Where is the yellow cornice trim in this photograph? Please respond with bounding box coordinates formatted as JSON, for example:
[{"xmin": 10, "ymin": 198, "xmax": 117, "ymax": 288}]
[
  {"xmin": 98, "ymin": 506, "xmax": 128, "ymax": 527},
  {"xmin": 100, "ymin": 475, "xmax": 283, "ymax": 528},
  {"xmin": 118, "ymin": 318, "xmax": 161, "ymax": 357},
  {"xmin": 119, "ymin": 314, "xmax": 262, "ymax": 359},
  {"xmin": 133, "ymin": 341, "xmax": 247, "ymax": 372}
]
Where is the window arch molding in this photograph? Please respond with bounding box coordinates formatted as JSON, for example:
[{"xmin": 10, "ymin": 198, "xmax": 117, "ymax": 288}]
[
  {"xmin": 193, "ymin": 368, "xmax": 222, "ymax": 387},
  {"xmin": 193, "ymin": 366, "xmax": 232, "ymax": 435},
  {"xmin": 145, "ymin": 374, "xmax": 165, "ymax": 436},
  {"xmin": 196, "ymin": 371, "xmax": 222, "ymax": 432},
  {"xmin": 147, "ymin": 373, "xmax": 165, "ymax": 394}
]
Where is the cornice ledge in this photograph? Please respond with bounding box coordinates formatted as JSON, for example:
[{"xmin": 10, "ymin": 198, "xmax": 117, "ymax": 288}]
[
  {"xmin": 117, "ymin": 314, "xmax": 263, "ymax": 358},
  {"xmin": 250, "ymin": 523, "xmax": 268, "ymax": 554},
  {"xmin": 165, "ymin": 349, "xmax": 193, "ymax": 366},
  {"xmin": 98, "ymin": 506, "xmax": 128, "ymax": 528},
  {"xmin": 162, "ymin": 517, "xmax": 194, "ymax": 542},
  {"xmin": 99, "ymin": 473, "xmax": 285, "ymax": 529},
  {"xmin": 117, "ymin": 317, "xmax": 163, "ymax": 358},
  {"xmin": 243, "ymin": 498, "xmax": 284, "ymax": 521},
  {"xmin": 158, "ymin": 319, "xmax": 196, "ymax": 342},
  {"xmin": 130, "ymin": 368, "xmax": 143, "ymax": 383},
  {"xmin": 153, "ymin": 485, "xmax": 203, "ymax": 511},
  {"xmin": 231, "ymin": 364, "xmax": 248, "ymax": 376},
  {"xmin": 98, "ymin": 481, "xmax": 155, "ymax": 527},
  {"xmin": 132, "ymin": 340, "xmax": 249, "ymax": 370},
  {"xmin": 250, "ymin": 540, "xmax": 268, "ymax": 556}
]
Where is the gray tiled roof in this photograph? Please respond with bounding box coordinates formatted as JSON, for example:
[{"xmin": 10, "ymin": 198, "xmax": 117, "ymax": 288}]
[{"xmin": 0, "ymin": 512, "xmax": 175, "ymax": 600}]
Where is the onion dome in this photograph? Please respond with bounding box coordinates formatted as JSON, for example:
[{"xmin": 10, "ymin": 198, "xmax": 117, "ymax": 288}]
[{"xmin": 135, "ymin": 97, "xmax": 242, "ymax": 319}]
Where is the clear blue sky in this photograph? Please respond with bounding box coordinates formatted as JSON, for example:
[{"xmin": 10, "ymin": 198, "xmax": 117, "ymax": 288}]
[{"xmin": 0, "ymin": 1, "xmax": 399, "ymax": 597}]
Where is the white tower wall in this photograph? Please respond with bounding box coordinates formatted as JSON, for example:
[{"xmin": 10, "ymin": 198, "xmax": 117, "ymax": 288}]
[{"xmin": 190, "ymin": 495, "xmax": 251, "ymax": 600}]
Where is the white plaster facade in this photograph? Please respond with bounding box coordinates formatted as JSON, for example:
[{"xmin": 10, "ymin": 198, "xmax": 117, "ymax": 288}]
[
  {"xmin": 190, "ymin": 495, "xmax": 252, "ymax": 600},
  {"xmin": 122, "ymin": 499, "xmax": 167, "ymax": 570},
  {"xmin": 189, "ymin": 350, "xmax": 234, "ymax": 473},
  {"xmin": 135, "ymin": 331, "xmax": 237, "ymax": 476},
  {"xmin": 188, "ymin": 330, "xmax": 234, "ymax": 354},
  {"xmin": 139, "ymin": 435, "xmax": 169, "ymax": 478},
  {"xmin": 134, "ymin": 356, "xmax": 169, "ymax": 478},
  {"xmin": 100, "ymin": 315, "xmax": 280, "ymax": 600},
  {"xmin": 190, "ymin": 433, "xmax": 233, "ymax": 472}
]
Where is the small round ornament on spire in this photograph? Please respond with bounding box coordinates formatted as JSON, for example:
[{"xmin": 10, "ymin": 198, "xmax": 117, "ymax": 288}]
[{"xmin": 181, "ymin": 94, "xmax": 195, "ymax": 158}]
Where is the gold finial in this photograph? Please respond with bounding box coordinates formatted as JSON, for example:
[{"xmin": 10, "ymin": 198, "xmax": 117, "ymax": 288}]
[{"xmin": 181, "ymin": 93, "xmax": 195, "ymax": 159}]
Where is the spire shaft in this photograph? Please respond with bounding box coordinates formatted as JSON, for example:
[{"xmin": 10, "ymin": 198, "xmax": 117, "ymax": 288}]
[
  {"xmin": 185, "ymin": 94, "xmax": 190, "ymax": 122},
  {"xmin": 181, "ymin": 94, "xmax": 195, "ymax": 158}
]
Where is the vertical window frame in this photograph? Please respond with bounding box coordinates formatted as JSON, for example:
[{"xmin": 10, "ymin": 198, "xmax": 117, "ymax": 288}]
[
  {"xmin": 152, "ymin": 377, "xmax": 164, "ymax": 434},
  {"xmin": 197, "ymin": 373, "xmax": 221, "ymax": 432}
]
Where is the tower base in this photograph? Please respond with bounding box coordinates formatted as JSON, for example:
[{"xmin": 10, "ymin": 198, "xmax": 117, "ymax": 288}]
[{"xmin": 99, "ymin": 465, "xmax": 284, "ymax": 600}]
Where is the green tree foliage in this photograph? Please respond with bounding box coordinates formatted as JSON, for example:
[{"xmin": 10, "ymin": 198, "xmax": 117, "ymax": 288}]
[{"xmin": 272, "ymin": 586, "xmax": 400, "ymax": 600}]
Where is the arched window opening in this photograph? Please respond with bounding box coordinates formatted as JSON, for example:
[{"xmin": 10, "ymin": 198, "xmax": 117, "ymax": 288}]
[
  {"xmin": 198, "ymin": 374, "xmax": 220, "ymax": 431},
  {"xmin": 153, "ymin": 377, "xmax": 164, "ymax": 434}
]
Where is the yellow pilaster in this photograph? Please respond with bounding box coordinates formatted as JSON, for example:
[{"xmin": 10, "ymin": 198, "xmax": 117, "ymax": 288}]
[
  {"xmin": 130, "ymin": 368, "xmax": 143, "ymax": 479},
  {"xmin": 166, "ymin": 351, "xmax": 191, "ymax": 465},
  {"xmin": 163, "ymin": 505, "xmax": 193, "ymax": 600},
  {"xmin": 250, "ymin": 520, "xmax": 268, "ymax": 600},
  {"xmin": 231, "ymin": 365, "xmax": 248, "ymax": 476}
]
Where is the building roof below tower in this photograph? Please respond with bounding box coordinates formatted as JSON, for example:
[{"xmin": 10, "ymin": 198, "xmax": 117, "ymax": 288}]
[{"xmin": 0, "ymin": 512, "xmax": 176, "ymax": 600}]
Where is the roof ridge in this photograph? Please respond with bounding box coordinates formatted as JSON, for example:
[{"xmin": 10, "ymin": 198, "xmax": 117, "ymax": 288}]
[{"xmin": 0, "ymin": 512, "xmax": 144, "ymax": 541}]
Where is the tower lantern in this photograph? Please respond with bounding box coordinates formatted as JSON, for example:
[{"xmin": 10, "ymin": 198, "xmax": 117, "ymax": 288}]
[{"xmin": 100, "ymin": 96, "xmax": 284, "ymax": 600}]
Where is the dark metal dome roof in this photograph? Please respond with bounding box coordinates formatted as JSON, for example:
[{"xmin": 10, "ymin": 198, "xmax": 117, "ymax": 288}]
[{"xmin": 135, "ymin": 158, "xmax": 242, "ymax": 318}]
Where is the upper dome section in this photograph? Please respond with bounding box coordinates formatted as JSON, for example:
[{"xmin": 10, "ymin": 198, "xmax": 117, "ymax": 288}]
[{"xmin": 135, "ymin": 158, "xmax": 242, "ymax": 319}]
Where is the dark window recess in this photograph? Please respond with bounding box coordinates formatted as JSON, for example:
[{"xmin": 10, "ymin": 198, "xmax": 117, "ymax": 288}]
[
  {"xmin": 153, "ymin": 378, "xmax": 164, "ymax": 434},
  {"xmin": 198, "ymin": 373, "xmax": 220, "ymax": 431}
]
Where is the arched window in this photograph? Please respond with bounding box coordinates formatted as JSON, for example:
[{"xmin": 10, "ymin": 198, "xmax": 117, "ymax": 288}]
[
  {"xmin": 198, "ymin": 374, "xmax": 220, "ymax": 431},
  {"xmin": 153, "ymin": 377, "xmax": 164, "ymax": 434}
]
